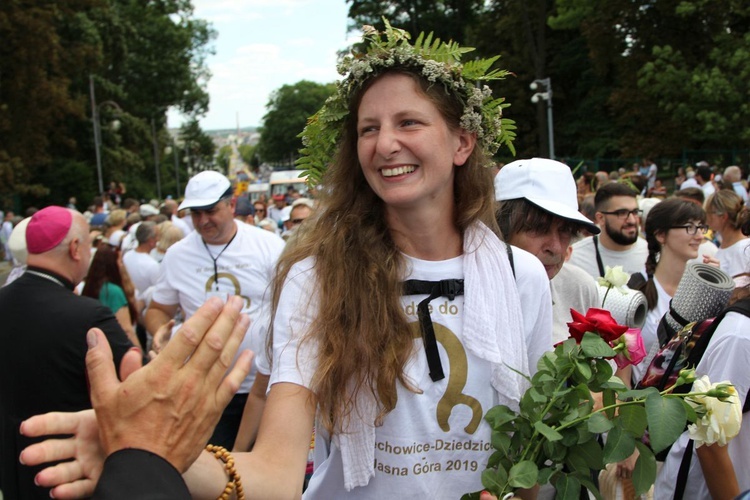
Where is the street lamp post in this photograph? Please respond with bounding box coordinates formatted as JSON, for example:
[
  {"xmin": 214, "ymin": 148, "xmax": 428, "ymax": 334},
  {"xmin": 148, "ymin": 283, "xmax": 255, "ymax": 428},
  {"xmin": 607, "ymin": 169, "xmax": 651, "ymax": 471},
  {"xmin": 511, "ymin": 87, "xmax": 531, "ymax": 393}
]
[
  {"xmin": 530, "ymin": 78, "xmax": 555, "ymax": 160},
  {"xmin": 172, "ymin": 140, "xmax": 181, "ymax": 196},
  {"xmin": 89, "ymin": 75, "xmax": 122, "ymax": 195}
]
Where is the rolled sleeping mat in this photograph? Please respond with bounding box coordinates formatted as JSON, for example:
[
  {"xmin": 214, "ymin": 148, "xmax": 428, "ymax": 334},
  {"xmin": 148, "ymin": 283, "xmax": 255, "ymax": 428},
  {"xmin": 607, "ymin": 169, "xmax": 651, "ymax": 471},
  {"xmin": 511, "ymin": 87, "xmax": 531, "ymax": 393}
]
[
  {"xmin": 598, "ymin": 285, "xmax": 648, "ymax": 329},
  {"xmin": 663, "ymin": 263, "xmax": 735, "ymax": 337}
]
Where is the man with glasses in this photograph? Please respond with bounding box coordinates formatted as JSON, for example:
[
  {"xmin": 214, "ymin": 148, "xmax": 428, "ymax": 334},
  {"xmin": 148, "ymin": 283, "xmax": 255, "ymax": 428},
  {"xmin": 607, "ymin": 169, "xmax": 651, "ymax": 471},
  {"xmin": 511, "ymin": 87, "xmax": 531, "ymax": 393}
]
[
  {"xmin": 144, "ymin": 171, "xmax": 285, "ymax": 449},
  {"xmin": 569, "ymin": 182, "xmax": 649, "ymax": 279}
]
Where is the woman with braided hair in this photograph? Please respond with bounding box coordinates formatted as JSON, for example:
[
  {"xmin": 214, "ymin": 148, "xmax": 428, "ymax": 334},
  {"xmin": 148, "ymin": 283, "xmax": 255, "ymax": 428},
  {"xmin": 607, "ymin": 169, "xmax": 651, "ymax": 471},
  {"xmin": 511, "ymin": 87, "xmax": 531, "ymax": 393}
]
[
  {"xmin": 705, "ymin": 190, "xmax": 750, "ymax": 279},
  {"xmin": 632, "ymin": 197, "xmax": 708, "ymax": 385}
]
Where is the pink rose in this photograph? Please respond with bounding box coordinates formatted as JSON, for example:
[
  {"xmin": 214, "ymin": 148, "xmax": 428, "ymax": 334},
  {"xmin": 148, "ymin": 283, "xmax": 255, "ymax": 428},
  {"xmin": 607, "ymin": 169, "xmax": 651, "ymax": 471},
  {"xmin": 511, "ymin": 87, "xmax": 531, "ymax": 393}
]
[
  {"xmin": 612, "ymin": 328, "xmax": 647, "ymax": 369},
  {"xmin": 567, "ymin": 308, "xmax": 629, "ymax": 343}
]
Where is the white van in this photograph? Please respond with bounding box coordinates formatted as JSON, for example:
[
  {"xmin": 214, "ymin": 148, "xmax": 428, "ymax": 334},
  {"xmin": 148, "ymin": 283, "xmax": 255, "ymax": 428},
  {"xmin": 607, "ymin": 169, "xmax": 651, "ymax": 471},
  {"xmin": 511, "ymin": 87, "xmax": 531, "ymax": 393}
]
[
  {"xmin": 269, "ymin": 170, "xmax": 308, "ymax": 197},
  {"xmin": 246, "ymin": 182, "xmax": 270, "ymax": 202}
]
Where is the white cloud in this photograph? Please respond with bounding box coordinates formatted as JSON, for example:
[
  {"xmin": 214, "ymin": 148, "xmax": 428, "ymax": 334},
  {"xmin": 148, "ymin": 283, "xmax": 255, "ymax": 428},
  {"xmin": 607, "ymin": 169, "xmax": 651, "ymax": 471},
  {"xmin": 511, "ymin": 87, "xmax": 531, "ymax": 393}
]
[{"xmin": 169, "ymin": 0, "xmax": 352, "ymax": 130}]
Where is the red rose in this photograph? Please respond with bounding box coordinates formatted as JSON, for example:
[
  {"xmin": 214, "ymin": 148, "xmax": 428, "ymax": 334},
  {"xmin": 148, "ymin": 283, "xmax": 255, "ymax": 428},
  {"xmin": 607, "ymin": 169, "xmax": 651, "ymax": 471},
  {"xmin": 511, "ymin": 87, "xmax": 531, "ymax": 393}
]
[{"xmin": 566, "ymin": 308, "xmax": 628, "ymax": 343}]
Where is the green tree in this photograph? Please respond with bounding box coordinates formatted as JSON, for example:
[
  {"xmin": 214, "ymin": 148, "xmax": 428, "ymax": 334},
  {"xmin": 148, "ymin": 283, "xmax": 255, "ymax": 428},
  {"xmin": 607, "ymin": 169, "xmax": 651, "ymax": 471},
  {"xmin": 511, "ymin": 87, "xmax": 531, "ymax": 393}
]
[
  {"xmin": 216, "ymin": 145, "xmax": 233, "ymax": 171},
  {"xmin": 0, "ymin": 0, "xmax": 216, "ymax": 209},
  {"xmin": 238, "ymin": 143, "xmax": 259, "ymax": 169},
  {"xmin": 469, "ymin": 0, "xmax": 618, "ymax": 160},
  {"xmin": 257, "ymin": 80, "xmax": 336, "ymax": 164},
  {"xmin": 551, "ymin": 0, "xmax": 750, "ymax": 157},
  {"xmin": 179, "ymin": 118, "xmax": 217, "ymax": 174},
  {"xmin": 346, "ymin": 0, "xmax": 483, "ymax": 44}
]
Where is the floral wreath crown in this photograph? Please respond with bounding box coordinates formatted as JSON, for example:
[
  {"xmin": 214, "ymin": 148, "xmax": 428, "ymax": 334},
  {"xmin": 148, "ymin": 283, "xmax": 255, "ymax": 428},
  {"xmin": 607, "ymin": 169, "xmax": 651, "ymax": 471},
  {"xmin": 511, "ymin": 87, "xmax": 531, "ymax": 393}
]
[{"xmin": 296, "ymin": 19, "xmax": 517, "ymax": 186}]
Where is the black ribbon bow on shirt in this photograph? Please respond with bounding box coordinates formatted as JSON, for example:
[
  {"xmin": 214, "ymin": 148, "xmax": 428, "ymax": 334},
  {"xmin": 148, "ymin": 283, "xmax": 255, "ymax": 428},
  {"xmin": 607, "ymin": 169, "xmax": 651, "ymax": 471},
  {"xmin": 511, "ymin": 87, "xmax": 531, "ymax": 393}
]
[{"xmin": 401, "ymin": 279, "xmax": 465, "ymax": 382}]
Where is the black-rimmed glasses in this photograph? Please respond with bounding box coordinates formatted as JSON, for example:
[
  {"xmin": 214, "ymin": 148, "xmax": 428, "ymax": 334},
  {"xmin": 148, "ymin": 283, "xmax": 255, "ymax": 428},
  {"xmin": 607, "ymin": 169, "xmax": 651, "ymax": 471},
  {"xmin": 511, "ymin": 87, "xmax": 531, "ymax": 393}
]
[
  {"xmin": 671, "ymin": 223, "xmax": 709, "ymax": 235},
  {"xmin": 599, "ymin": 208, "xmax": 642, "ymax": 219}
]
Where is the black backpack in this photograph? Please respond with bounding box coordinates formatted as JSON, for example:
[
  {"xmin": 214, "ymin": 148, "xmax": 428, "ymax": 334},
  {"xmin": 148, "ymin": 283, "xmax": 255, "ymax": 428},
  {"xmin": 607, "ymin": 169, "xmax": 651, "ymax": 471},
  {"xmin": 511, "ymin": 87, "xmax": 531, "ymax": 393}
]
[
  {"xmin": 634, "ymin": 298, "xmax": 750, "ymax": 499},
  {"xmin": 636, "ymin": 298, "xmax": 750, "ymax": 396}
]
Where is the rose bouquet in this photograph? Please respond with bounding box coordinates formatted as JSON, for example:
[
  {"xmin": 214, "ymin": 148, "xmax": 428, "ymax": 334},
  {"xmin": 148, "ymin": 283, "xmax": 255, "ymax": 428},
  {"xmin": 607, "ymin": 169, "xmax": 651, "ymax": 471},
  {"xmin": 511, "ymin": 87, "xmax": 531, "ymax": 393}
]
[{"xmin": 462, "ymin": 307, "xmax": 741, "ymax": 500}]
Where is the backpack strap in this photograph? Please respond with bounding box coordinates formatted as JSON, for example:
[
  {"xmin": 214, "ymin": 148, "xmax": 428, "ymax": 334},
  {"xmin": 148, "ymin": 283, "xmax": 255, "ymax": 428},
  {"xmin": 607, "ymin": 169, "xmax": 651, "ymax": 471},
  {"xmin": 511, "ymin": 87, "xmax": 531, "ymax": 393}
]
[
  {"xmin": 505, "ymin": 242, "xmax": 516, "ymax": 279},
  {"xmin": 686, "ymin": 297, "xmax": 750, "ymax": 371},
  {"xmin": 592, "ymin": 235, "xmax": 605, "ymax": 277},
  {"xmin": 672, "ymin": 297, "xmax": 750, "ymax": 500}
]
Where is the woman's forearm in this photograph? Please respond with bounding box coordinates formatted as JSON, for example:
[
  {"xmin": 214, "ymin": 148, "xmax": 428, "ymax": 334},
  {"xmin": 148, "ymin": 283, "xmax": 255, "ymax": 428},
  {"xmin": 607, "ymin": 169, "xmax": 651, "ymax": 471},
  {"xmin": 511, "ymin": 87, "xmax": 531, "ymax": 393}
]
[{"xmin": 696, "ymin": 442, "xmax": 739, "ymax": 500}]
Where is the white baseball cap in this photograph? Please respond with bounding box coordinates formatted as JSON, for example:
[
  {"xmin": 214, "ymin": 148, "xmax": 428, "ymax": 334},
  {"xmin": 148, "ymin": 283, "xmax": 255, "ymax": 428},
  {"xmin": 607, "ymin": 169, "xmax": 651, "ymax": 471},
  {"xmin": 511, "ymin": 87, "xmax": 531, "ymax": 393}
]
[
  {"xmin": 8, "ymin": 216, "xmax": 31, "ymax": 264},
  {"xmin": 178, "ymin": 171, "xmax": 232, "ymax": 211},
  {"xmin": 495, "ymin": 158, "xmax": 600, "ymax": 234}
]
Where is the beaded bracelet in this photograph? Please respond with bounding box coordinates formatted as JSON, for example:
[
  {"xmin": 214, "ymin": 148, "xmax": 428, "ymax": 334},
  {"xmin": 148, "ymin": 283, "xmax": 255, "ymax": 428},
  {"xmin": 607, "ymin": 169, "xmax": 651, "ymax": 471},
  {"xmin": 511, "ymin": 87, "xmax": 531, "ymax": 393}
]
[{"xmin": 206, "ymin": 444, "xmax": 245, "ymax": 500}]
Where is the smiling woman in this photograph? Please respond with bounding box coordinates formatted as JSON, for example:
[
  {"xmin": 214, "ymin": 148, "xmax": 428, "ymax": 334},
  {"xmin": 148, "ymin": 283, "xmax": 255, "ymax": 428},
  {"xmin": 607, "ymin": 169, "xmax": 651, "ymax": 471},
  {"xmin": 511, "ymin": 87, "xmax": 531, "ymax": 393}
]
[{"xmin": 632, "ymin": 198, "xmax": 708, "ymax": 385}]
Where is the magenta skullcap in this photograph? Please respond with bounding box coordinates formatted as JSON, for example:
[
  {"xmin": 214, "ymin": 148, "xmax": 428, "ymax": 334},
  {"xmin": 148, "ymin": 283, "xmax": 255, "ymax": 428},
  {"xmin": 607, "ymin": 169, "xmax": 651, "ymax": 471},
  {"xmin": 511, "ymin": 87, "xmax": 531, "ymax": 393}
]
[{"xmin": 26, "ymin": 206, "xmax": 73, "ymax": 254}]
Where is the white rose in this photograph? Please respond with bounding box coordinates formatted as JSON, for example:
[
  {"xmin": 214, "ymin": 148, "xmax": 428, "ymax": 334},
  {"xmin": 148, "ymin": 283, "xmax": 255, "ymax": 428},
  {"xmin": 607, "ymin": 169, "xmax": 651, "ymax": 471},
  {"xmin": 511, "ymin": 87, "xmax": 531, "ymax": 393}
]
[
  {"xmin": 597, "ymin": 265, "xmax": 630, "ymax": 293},
  {"xmin": 687, "ymin": 376, "xmax": 742, "ymax": 448}
]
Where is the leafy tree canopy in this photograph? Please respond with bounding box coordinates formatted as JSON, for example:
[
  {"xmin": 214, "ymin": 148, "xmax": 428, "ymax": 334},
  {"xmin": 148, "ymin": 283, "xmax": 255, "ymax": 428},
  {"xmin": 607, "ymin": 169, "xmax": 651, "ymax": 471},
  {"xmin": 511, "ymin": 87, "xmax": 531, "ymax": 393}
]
[{"xmin": 257, "ymin": 80, "xmax": 336, "ymax": 164}]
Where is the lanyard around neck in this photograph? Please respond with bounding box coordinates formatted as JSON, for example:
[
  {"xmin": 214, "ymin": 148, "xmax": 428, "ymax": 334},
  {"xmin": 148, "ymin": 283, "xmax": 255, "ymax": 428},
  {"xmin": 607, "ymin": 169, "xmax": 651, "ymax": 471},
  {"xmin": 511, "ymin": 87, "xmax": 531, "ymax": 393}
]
[{"xmin": 203, "ymin": 231, "xmax": 237, "ymax": 291}]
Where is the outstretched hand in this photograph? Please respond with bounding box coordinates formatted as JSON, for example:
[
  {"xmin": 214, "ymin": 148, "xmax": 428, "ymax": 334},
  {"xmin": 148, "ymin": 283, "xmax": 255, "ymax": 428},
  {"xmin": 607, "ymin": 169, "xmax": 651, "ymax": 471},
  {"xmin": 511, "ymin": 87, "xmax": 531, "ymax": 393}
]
[
  {"xmin": 88, "ymin": 295, "xmax": 253, "ymax": 472},
  {"xmin": 20, "ymin": 295, "xmax": 252, "ymax": 498},
  {"xmin": 20, "ymin": 409, "xmax": 103, "ymax": 499}
]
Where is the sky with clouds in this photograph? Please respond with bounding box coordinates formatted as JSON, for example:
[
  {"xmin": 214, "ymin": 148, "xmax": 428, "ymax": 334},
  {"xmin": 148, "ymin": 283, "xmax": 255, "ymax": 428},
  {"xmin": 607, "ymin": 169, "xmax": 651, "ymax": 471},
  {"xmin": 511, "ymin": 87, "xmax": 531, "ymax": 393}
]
[{"xmin": 167, "ymin": 0, "xmax": 359, "ymax": 131}]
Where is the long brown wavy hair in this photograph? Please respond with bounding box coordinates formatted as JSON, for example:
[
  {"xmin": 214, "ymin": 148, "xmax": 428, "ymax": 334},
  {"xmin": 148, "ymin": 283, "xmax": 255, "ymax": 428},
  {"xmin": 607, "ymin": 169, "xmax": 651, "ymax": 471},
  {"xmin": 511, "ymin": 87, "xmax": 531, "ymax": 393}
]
[
  {"xmin": 270, "ymin": 68, "xmax": 501, "ymax": 434},
  {"xmin": 82, "ymin": 243, "xmax": 138, "ymax": 323}
]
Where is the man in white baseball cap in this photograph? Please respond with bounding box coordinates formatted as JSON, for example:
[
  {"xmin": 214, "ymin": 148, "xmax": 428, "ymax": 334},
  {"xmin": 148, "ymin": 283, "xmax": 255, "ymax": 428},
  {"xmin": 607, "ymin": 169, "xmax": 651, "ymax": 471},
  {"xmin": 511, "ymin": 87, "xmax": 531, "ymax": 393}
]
[
  {"xmin": 495, "ymin": 157, "xmax": 600, "ymax": 343},
  {"xmin": 497, "ymin": 160, "xmax": 638, "ymax": 483},
  {"xmin": 145, "ymin": 170, "xmax": 285, "ymax": 449}
]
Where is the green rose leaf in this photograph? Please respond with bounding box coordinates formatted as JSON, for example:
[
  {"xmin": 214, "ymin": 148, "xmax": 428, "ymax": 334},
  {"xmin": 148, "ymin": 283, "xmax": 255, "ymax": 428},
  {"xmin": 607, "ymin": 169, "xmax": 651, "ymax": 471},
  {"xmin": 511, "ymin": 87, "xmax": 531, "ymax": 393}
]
[
  {"xmin": 587, "ymin": 412, "xmax": 614, "ymax": 433},
  {"xmin": 645, "ymin": 393, "xmax": 687, "ymax": 454},
  {"xmin": 601, "ymin": 376, "xmax": 628, "ymax": 391},
  {"xmin": 564, "ymin": 448, "xmax": 589, "ymax": 473},
  {"xmin": 554, "ymin": 474, "xmax": 582, "ymax": 500},
  {"xmin": 544, "ymin": 439, "xmax": 567, "ymax": 462},
  {"xmin": 602, "ymin": 425, "xmax": 636, "ymax": 463},
  {"xmin": 487, "ymin": 450, "xmax": 504, "ymax": 468},
  {"xmin": 481, "ymin": 466, "xmax": 508, "ymax": 495},
  {"xmin": 591, "ymin": 359, "xmax": 614, "ymax": 389},
  {"xmin": 508, "ymin": 460, "xmax": 539, "ymax": 489},
  {"xmin": 619, "ymin": 404, "xmax": 648, "ymax": 437},
  {"xmin": 578, "ymin": 474, "xmax": 603, "ymax": 500},
  {"xmin": 575, "ymin": 359, "xmax": 593, "ymax": 380},
  {"xmin": 485, "ymin": 405, "xmax": 517, "ymax": 430},
  {"xmin": 632, "ymin": 441, "xmax": 657, "ymax": 496},
  {"xmin": 534, "ymin": 421, "xmax": 564, "ymax": 441},
  {"xmin": 538, "ymin": 466, "xmax": 557, "ymax": 486},
  {"xmin": 581, "ymin": 332, "xmax": 617, "ymax": 358},
  {"xmin": 619, "ymin": 387, "xmax": 659, "ymax": 400},
  {"xmin": 491, "ymin": 431, "xmax": 512, "ymax": 456},
  {"xmin": 576, "ymin": 424, "xmax": 595, "ymax": 444},
  {"xmin": 529, "ymin": 387, "xmax": 548, "ymax": 404},
  {"xmin": 575, "ymin": 436, "xmax": 604, "ymax": 470}
]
